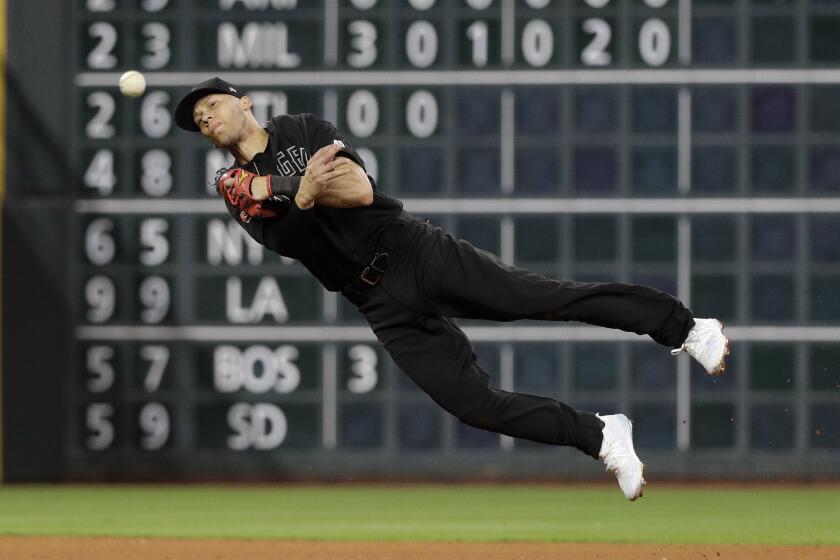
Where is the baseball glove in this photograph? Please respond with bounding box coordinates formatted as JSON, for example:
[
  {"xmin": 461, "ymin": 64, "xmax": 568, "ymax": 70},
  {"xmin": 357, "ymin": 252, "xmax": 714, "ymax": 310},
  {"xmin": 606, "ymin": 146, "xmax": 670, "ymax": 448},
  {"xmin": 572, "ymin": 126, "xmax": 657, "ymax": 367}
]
[{"xmin": 215, "ymin": 167, "xmax": 281, "ymax": 223}]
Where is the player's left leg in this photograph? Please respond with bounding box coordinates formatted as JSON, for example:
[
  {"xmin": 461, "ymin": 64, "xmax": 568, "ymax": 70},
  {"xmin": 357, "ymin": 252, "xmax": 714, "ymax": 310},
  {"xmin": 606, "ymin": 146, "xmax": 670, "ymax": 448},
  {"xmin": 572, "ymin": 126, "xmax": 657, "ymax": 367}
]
[
  {"xmin": 409, "ymin": 229, "xmax": 728, "ymax": 374},
  {"xmin": 416, "ymin": 230, "xmax": 693, "ymax": 346}
]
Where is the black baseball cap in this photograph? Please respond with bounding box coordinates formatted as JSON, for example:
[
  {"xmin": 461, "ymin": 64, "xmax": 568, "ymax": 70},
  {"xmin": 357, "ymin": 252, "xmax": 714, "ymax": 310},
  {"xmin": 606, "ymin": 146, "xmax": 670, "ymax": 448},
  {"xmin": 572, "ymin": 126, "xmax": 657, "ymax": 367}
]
[{"xmin": 174, "ymin": 77, "xmax": 244, "ymax": 132}]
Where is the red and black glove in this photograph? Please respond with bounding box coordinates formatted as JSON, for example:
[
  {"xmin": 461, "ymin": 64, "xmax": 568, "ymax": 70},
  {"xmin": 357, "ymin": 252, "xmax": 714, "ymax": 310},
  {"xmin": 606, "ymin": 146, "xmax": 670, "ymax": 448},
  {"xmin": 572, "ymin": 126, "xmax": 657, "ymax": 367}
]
[{"xmin": 215, "ymin": 168, "xmax": 280, "ymax": 223}]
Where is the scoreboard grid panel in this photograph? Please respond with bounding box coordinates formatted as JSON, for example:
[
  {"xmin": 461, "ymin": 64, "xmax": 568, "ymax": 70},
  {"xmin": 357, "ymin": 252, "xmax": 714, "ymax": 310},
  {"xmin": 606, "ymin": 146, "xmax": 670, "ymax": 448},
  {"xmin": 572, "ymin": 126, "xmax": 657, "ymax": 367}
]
[{"xmin": 67, "ymin": 0, "xmax": 840, "ymax": 479}]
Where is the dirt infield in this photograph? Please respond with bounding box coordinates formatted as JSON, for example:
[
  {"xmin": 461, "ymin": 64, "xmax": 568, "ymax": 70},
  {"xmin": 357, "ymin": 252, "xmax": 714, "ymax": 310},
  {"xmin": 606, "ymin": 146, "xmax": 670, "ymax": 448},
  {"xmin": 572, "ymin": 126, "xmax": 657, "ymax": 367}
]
[{"xmin": 1, "ymin": 537, "xmax": 839, "ymax": 560}]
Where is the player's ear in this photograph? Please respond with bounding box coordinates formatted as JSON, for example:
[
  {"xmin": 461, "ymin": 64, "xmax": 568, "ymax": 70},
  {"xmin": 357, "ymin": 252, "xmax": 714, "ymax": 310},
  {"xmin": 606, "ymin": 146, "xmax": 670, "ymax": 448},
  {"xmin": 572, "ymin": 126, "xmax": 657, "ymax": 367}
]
[{"xmin": 239, "ymin": 95, "xmax": 253, "ymax": 111}]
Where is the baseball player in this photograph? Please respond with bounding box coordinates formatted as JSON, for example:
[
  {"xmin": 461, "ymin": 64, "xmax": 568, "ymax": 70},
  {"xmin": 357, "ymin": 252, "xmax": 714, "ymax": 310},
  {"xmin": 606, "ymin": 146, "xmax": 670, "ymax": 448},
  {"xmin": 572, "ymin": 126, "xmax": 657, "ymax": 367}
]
[{"xmin": 175, "ymin": 77, "xmax": 729, "ymax": 501}]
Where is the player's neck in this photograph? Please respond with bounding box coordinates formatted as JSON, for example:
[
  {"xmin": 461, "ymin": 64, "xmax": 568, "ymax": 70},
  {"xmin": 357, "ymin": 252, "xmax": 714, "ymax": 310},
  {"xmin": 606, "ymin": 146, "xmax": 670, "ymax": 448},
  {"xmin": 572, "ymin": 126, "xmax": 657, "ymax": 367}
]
[{"xmin": 229, "ymin": 123, "xmax": 269, "ymax": 165}]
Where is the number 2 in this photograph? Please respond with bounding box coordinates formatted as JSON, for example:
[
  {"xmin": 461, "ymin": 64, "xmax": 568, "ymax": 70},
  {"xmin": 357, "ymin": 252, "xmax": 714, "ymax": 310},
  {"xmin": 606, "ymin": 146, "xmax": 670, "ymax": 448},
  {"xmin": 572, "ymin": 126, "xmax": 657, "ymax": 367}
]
[
  {"xmin": 87, "ymin": 22, "xmax": 117, "ymax": 69},
  {"xmin": 86, "ymin": 92, "xmax": 116, "ymax": 139},
  {"xmin": 581, "ymin": 18, "xmax": 612, "ymax": 66}
]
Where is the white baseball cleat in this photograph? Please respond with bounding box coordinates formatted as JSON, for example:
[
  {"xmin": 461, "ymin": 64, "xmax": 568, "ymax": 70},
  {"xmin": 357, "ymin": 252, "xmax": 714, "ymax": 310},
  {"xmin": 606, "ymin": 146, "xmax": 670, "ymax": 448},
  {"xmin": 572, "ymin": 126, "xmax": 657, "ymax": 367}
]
[
  {"xmin": 597, "ymin": 413, "xmax": 645, "ymax": 501},
  {"xmin": 671, "ymin": 318, "xmax": 730, "ymax": 376}
]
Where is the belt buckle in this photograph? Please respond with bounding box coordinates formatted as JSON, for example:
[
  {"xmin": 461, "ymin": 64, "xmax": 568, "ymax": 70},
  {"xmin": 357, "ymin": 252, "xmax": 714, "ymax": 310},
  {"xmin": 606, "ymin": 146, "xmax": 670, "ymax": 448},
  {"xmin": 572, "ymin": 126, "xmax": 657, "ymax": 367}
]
[
  {"xmin": 360, "ymin": 251, "xmax": 389, "ymax": 286},
  {"xmin": 360, "ymin": 266, "xmax": 380, "ymax": 286}
]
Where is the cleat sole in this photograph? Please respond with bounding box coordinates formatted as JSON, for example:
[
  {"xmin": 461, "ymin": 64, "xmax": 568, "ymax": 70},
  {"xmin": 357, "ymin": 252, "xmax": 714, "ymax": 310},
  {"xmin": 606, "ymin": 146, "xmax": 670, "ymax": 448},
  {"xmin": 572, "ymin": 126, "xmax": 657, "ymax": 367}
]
[
  {"xmin": 628, "ymin": 419, "xmax": 645, "ymax": 501},
  {"xmin": 630, "ymin": 464, "xmax": 646, "ymax": 501}
]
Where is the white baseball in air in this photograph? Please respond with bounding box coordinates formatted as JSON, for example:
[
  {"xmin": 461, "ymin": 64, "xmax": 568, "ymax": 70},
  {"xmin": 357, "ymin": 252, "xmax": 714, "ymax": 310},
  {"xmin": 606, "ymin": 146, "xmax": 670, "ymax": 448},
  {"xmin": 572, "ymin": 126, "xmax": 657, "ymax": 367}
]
[{"xmin": 119, "ymin": 70, "xmax": 147, "ymax": 97}]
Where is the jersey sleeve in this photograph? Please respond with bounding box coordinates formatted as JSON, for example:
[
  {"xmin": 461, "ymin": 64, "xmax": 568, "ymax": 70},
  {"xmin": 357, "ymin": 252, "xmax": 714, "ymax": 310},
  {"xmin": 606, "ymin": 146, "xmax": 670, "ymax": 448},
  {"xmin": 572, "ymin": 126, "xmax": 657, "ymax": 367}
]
[{"xmin": 304, "ymin": 113, "xmax": 367, "ymax": 171}]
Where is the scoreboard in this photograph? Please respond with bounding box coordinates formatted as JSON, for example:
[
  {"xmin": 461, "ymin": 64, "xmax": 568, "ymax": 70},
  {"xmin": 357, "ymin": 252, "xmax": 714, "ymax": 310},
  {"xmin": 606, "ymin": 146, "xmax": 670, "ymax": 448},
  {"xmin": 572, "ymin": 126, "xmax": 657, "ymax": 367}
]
[{"xmin": 4, "ymin": 0, "xmax": 840, "ymax": 481}]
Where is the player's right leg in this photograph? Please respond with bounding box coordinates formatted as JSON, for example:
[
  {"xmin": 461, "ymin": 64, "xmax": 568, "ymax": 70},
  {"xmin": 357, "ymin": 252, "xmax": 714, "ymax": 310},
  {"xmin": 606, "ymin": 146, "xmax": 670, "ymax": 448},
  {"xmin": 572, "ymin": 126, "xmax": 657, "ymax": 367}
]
[
  {"xmin": 596, "ymin": 413, "xmax": 645, "ymax": 500},
  {"xmin": 353, "ymin": 284, "xmax": 604, "ymax": 452}
]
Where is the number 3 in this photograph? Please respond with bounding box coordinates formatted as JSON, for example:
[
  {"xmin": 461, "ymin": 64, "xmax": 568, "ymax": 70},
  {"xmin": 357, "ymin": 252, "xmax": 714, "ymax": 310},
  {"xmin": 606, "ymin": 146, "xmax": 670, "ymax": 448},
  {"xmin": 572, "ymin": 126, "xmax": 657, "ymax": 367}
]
[
  {"xmin": 348, "ymin": 345, "xmax": 378, "ymax": 394},
  {"xmin": 141, "ymin": 22, "xmax": 171, "ymax": 70}
]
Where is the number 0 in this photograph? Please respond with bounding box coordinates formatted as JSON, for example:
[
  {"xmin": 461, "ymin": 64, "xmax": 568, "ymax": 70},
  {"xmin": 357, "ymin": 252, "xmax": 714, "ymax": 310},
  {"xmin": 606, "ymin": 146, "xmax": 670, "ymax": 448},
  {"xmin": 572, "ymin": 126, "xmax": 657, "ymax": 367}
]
[
  {"xmin": 346, "ymin": 90, "xmax": 379, "ymax": 138},
  {"xmin": 405, "ymin": 21, "xmax": 438, "ymax": 68},
  {"xmin": 405, "ymin": 90, "xmax": 438, "ymax": 139},
  {"xmin": 521, "ymin": 19, "xmax": 553, "ymax": 67},
  {"xmin": 638, "ymin": 18, "xmax": 671, "ymax": 67}
]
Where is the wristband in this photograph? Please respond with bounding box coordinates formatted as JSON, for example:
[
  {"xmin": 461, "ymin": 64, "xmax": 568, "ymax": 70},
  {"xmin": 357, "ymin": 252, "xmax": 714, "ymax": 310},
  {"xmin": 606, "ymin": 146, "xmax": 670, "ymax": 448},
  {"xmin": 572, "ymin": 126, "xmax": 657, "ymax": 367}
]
[{"xmin": 269, "ymin": 176, "xmax": 302, "ymax": 198}]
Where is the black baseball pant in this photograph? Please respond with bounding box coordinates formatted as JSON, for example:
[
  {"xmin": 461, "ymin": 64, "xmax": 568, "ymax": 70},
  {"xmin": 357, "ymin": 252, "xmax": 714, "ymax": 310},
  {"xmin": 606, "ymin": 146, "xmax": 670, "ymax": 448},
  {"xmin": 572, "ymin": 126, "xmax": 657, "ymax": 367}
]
[{"xmin": 343, "ymin": 214, "xmax": 695, "ymax": 459}]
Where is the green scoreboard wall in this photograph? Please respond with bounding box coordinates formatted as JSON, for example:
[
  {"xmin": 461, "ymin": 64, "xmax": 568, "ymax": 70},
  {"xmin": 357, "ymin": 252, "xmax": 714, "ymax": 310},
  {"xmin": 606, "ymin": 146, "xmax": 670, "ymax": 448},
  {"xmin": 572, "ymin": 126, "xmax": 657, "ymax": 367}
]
[{"xmin": 4, "ymin": 0, "xmax": 840, "ymax": 481}]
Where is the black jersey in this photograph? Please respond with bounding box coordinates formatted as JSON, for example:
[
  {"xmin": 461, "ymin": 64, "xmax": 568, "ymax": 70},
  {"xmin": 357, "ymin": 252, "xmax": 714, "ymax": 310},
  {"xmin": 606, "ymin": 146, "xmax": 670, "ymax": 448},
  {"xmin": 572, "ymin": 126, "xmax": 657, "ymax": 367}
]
[{"xmin": 224, "ymin": 113, "xmax": 403, "ymax": 291}]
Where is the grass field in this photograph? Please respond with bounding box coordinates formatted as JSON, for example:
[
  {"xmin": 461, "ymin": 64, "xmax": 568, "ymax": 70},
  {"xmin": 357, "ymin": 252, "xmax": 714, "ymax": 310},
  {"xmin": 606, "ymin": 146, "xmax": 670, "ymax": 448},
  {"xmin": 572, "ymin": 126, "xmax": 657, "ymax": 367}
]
[{"xmin": 0, "ymin": 484, "xmax": 838, "ymax": 545}]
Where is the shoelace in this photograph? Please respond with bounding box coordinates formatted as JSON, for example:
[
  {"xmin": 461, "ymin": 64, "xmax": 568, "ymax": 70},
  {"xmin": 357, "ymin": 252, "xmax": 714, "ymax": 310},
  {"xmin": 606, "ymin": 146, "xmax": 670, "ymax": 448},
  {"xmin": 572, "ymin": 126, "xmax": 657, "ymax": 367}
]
[
  {"xmin": 602, "ymin": 439, "xmax": 635, "ymax": 473},
  {"xmin": 670, "ymin": 324, "xmax": 706, "ymax": 357}
]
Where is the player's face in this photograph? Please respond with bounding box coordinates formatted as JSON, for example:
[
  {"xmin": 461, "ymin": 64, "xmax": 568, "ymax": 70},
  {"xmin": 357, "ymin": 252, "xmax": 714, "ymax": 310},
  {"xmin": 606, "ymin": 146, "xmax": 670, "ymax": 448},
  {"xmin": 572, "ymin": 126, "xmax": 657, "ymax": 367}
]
[{"xmin": 193, "ymin": 94, "xmax": 250, "ymax": 147}]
